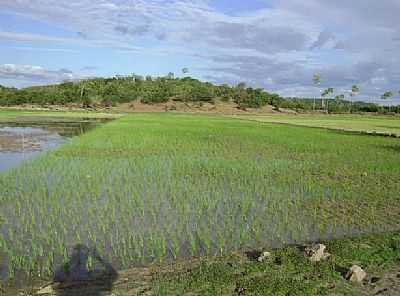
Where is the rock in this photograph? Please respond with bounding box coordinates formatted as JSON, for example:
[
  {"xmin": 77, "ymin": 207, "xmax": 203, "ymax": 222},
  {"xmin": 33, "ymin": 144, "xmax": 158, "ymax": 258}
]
[
  {"xmin": 36, "ymin": 285, "xmax": 55, "ymax": 295},
  {"xmin": 346, "ymin": 265, "xmax": 367, "ymax": 283},
  {"xmin": 234, "ymin": 286, "xmax": 246, "ymax": 295},
  {"xmin": 257, "ymin": 251, "xmax": 272, "ymax": 262},
  {"xmin": 305, "ymin": 244, "xmax": 330, "ymax": 262}
]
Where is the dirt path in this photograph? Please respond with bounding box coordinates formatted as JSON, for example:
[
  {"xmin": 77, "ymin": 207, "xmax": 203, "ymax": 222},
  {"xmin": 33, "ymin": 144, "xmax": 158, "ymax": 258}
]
[
  {"xmin": 2, "ymin": 267, "xmax": 153, "ymax": 296},
  {"xmin": 2, "ymin": 258, "xmax": 202, "ymax": 296}
]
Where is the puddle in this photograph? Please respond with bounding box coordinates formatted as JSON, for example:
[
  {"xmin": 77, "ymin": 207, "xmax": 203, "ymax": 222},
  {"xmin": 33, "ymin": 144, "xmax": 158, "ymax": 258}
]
[{"xmin": 0, "ymin": 119, "xmax": 102, "ymax": 172}]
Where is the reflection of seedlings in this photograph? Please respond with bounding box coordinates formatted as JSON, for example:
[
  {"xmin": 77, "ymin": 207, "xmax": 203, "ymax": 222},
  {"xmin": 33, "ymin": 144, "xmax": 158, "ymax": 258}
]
[{"xmin": 0, "ymin": 131, "xmax": 50, "ymax": 152}]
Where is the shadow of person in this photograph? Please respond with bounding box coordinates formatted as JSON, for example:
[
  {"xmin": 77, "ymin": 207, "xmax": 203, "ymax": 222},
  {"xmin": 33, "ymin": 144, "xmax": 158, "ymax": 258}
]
[{"xmin": 53, "ymin": 244, "xmax": 118, "ymax": 296}]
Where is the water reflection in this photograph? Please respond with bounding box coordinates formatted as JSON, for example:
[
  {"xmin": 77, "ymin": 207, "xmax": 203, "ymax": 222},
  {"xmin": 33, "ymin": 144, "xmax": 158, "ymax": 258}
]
[{"xmin": 0, "ymin": 121, "xmax": 99, "ymax": 172}]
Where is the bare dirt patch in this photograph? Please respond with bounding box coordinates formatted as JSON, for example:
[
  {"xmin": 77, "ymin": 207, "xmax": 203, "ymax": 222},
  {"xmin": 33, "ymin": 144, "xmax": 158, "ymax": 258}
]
[{"xmin": 114, "ymin": 100, "xmax": 279, "ymax": 115}]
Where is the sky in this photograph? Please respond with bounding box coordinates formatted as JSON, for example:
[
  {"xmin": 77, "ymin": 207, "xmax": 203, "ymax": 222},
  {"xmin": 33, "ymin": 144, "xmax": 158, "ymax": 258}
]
[{"xmin": 0, "ymin": 0, "xmax": 399, "ymax": 103}]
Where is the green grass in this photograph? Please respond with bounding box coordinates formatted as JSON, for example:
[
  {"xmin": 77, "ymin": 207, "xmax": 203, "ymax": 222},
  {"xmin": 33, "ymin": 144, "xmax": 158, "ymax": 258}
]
[
  {"xmin": 0, "ymin": 113, "xmax": 400, "ymax": 283},
  {"xmin": 153, "ymin": 231, "xmax": 400, "ymax": 296},
  {"xmin": 234, "ymin": 114, "xmax": 400, "ymax": 136},
  {"xmin": 0, "ymin": 108, "xmax": 119, "ymax": 122}
]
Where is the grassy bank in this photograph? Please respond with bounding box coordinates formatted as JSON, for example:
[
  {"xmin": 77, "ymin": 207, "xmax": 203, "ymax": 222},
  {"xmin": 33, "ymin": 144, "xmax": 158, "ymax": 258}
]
[
  {"xmin": 153, "ymin": 230, "xmax": 400, "ymax": 296},
  {"xmin": 0, "ymin": 109, "xmax": 119, "ymax": 122},
  {"xmin": 1, "ymin": 113, "xmax": 399, "ymax": 285}
]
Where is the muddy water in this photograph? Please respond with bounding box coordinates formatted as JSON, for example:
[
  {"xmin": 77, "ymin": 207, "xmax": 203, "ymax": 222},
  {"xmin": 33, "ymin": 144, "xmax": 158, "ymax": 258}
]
[{"xmin": 0, "ymin": 120, "xmax": 101, "ymax": 172}]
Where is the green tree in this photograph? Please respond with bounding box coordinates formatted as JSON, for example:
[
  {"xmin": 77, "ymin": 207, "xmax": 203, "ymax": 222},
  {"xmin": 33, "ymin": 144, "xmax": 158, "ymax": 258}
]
[
  {"xmin": 349, "ymin": 85, "xmax": 360, "ymax": 113},
  {"xmin": 334, "ymin": 94, "xmax": 345, "ymax": 112},
  {"xmin": 233, "ymin": 82, "xmax": 248, "ymax": 108},
  {"xmin": 381, "ymin": 91, "xmax": 394, "ymax": 112},
  {"xmin": 312, "ymin": 74, "xmax": 321, "ymax": 112},
  {"xmin": 215, "ymin": 84, "xmax": 233, "ymax": 102},
  {"xmin": 321, "ymin": 87, "xmax": 334, "ymax": 113},
  {"xmin": 270, "ymin": 94, "xmax": 283, "ymax": 111},
  {"xmin": 190, "ymin": 83, "xmax": 214, "ymax": 102},
  {"xmin": 381, "ymin": 91, "xmax": 393, "ymax": 100}
]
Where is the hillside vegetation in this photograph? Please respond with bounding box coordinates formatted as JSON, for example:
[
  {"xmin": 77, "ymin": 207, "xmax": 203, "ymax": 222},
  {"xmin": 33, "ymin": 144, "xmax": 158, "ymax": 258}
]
[
  {"xmin": 1, "ymin": 75, "xmax": 399, "ymax": 114},
  {"xmin": 0, "ymin": 76, "xmax": 280, "ymax": 110}
]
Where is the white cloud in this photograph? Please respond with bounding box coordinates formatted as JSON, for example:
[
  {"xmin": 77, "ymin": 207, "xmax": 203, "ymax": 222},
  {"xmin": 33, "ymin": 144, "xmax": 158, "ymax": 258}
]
[
  {"xmin": 10, "ymin": 46, "xmax": 79, "ymax": 53},
  {"xmin": 0, "ymin": 64, "xmax": 77, "ymax": 82},
  {"xmin": 0, "ymin": 31, "xmax": 75, "ymax": 43},
  {"xmin": 310, "ymin": 31, "xmax": 336, "ymax": 50},
  {"xmin": 0, "ymin": 0, "xmax": 399, "ymax": 100}
]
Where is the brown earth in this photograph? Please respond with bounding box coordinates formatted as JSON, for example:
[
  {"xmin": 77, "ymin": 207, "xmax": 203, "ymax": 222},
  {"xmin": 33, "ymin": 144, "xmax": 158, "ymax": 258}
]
[
  {"xmin": 3, "ymin": 255, "xmax": 400, "ymax": 296},
  {"xmin": 1, "ymin": 100, "xmax": 289, "ymax": 115},
  {"xmin": 2, "ymin": 259, "xmax": 201, "ymax": 296},
  {"xmin": 114, "ymin": 100, "xmax": 278, "ymax": 115}
]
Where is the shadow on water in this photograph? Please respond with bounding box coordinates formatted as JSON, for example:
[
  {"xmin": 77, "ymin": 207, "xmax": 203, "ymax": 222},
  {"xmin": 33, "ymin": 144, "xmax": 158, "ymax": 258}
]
[{"xmin": 53, "ymin": 244, "xmax": 117, "ymax": 296}]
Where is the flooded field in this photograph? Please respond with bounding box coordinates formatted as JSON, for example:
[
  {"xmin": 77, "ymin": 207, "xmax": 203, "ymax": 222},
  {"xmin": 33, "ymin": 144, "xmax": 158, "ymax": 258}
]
[
  {"xmin": 0, "ymin": 113, "xmax": 399, "ymax": 288},
  {"xmin": 0, "ymin": 119, "xmax": 104, "ymax": 172}
]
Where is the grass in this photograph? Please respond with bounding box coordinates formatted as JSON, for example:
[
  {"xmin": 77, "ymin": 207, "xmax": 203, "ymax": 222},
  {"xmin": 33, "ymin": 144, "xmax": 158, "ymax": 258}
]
[
  {"xmin": 153, "ymin": 231, "xmax": 400, "ymax": 296},
  {"xmin": 0, "ymin": 112, "xmax": 400, "ymax": 285},
  {"xmin": 234, "ymin": 114, "xmax": 400, "ymax": 136},
  {"xmin": 0, "ymin": 109, "xmax": 119, "ymax": 122}
]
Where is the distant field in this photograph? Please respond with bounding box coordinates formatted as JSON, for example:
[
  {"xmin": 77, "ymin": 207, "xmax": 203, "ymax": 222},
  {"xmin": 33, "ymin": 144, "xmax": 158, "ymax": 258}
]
[
  {"xmin": 0, "ymin": 109, "xmax": 119, "ymax": 122},
  {"xmin": 234, "ymin": 114, "xmax": 400, "ymax": 136},
  {"xmin": 1, "ymin": 113, "xmax": 399, "ymax": 283}
]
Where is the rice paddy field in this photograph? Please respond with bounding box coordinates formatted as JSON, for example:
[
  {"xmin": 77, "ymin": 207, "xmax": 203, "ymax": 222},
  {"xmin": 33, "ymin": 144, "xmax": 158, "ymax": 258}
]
[
  {"xmin": 234, "ymin": 114, "xmax": 400, "ymax": 137},
  {"xmin": 1, "ymin": 112, "xmax": 400, "ymax": 285}
]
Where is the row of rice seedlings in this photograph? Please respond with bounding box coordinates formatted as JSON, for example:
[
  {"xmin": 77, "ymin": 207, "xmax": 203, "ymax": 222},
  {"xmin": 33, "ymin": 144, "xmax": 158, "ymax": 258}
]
[{"xmin": 1, "ymin": 114, "xmax": 399, "ymax": 283}]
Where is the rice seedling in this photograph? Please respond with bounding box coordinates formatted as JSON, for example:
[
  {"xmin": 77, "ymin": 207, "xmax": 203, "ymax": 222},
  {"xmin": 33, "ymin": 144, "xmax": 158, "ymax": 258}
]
[{"xmin": 0, "ymin": 113, "xmax": 399, "ymax": 285}]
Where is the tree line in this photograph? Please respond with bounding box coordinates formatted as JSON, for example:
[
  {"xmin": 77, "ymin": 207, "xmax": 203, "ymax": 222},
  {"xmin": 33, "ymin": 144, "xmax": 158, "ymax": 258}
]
[
  {"xmin": 0, "ymin": 73, "xmax": 399, "ymax": 114},
  {"xmin": 0, "ymin": 75, "xmax": 280, "ymax": 109},
  {"xmin": 309, "ymin": 74, "xmax": 400, "ymax": 114}
]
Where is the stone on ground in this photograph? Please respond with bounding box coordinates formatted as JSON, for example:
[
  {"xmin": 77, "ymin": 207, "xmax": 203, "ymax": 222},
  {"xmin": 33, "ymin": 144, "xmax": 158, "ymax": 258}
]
[
  {"xmin": 257, "ymin": 251, "xmax": 272, "ymax": 262},
  {"xmin": 346, "ymin": 265, "xmax": 367, "ymax": 283},
  {"xmin": 305, "ymin": 243, "xmax": 330, "ymax": 262}
]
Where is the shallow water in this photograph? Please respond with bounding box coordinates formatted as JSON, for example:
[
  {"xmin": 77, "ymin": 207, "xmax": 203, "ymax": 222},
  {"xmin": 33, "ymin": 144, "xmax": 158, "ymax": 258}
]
[{"xmin": 0, "ymin": 121, "xmax": 98, "ymax": 172}]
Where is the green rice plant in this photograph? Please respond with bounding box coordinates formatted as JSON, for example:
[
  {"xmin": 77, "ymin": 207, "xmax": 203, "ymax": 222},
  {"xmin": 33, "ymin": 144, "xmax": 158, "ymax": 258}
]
[{"xmin": 1, "ymin": 113, "xmax": 400, "ymax": 284}]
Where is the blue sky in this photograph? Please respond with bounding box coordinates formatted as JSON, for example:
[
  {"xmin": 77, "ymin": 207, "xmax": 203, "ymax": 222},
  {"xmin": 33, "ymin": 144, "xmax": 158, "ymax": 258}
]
[{"xmin": 0, "ymin": 0, "xmax": 399, "ymax": 103}]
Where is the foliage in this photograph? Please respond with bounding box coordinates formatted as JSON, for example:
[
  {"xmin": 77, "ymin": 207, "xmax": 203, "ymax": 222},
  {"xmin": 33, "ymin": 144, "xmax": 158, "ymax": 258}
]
[
  {"xmin": 0, "ymin": 76, "xmax": 399, "ymax": 113},
  {"xmin": 281, "ymin": 97, "xmax": 400, "ymax": 114},
  {"xmin": 312, "ymin": 74, "xmax": 321, "ymax": 86},
  {"xmin": 381, "ymin": 91, "xmax": 394, "ymax": 100},
  {"xmin": 321, "ymin": 88, "xmax": 334, "ymax": 97},
  {"xmin": 233, "ymin": 84, "xmax": 273, "ymax": 108},
  {"xmin": 351, "ymin": 85, "xmax": 360, "ymax": 96},
  {"xmin": 0, "ymin": 76, "xmax": 279, "ymax": 109}
]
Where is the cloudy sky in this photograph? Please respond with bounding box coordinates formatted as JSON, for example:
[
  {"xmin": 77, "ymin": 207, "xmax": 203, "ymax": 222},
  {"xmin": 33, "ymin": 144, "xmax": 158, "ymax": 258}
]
[{"xmin": 0, "ymin": 0, "xmax": 399, "ymax": 103}]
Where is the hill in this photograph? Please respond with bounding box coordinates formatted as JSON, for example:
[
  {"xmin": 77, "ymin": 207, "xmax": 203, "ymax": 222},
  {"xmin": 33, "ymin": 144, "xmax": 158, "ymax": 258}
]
[{"xmin": 0, "ymin": 76, "xmax": 399, "ymax": 114}]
